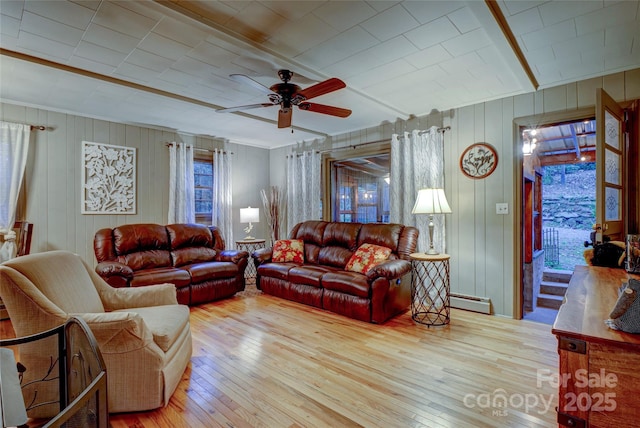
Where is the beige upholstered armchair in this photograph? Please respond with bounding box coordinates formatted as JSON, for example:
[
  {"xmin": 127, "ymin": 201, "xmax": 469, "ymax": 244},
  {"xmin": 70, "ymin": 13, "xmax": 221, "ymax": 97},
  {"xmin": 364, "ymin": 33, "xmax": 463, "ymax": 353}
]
[{"xmin": 0, "ymin": 250, "xmax": 192, "ymax": 417}]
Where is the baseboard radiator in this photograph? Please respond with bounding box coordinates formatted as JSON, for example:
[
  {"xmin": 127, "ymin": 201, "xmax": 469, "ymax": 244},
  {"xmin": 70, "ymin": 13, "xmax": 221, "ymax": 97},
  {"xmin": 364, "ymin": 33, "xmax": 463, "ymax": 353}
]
[{"xmin": 450, "ymin": 293, "xmax": 491, "ymax": 314}]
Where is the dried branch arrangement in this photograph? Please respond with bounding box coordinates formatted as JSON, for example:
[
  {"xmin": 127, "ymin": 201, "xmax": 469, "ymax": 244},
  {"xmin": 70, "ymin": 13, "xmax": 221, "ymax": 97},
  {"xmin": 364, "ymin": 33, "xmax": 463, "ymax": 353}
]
[{"xmin": 260, "ymin": 186, "xmax": 286, "ymax": 246}]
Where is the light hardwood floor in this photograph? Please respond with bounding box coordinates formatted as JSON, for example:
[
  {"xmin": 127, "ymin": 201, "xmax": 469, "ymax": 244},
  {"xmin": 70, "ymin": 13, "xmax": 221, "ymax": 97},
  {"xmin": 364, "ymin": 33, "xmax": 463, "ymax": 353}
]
[{"xmin": 3, "ymin": 286, "xmax": 560, "ymax": 428}]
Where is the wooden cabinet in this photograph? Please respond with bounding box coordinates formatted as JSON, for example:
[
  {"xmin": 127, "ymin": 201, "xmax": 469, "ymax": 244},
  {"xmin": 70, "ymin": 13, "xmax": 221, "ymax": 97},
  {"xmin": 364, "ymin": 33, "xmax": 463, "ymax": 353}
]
[{"xmin": 552, "ymin": 266, "xmax": 640, "ymax": 427}]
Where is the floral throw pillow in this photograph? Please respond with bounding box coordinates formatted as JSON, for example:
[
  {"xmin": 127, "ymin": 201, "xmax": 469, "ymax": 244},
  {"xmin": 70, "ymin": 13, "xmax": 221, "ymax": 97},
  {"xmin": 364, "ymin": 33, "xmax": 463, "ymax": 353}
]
[
  {"xmin": 272, "ymin": 239, "xmax": 304, "ymax": 263},
  {"xmin": 345, "ymin": 243, "xmax": 392, "ymax": 274}
]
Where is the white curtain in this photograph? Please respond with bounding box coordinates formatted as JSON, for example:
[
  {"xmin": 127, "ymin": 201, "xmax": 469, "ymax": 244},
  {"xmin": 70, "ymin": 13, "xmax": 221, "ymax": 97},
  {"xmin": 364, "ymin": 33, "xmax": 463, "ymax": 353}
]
[
  {"xmin": 0, "ymin": 122, "xmax": 31, "ymax": 262},
  {"xmin": 168, "ymin": 142, "xmax": 195, "ymax": 224},
  {"xmin": 212, "ymin": 149, "xmax": 233, "ymax": 247},
  {"xmin": 390, "ymin": 126, "xmax": 446, "ymax": 253},
  {"xmin": 286, "ymin": 150, "xmax": 321, "ymax": 232}
]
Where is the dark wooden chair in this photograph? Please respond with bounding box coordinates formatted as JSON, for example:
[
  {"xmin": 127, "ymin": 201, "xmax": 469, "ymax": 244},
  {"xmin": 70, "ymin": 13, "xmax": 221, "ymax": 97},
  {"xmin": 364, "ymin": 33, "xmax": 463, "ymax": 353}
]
[{"xmin": 13, "ymin": 221, "xmax": 33, "ymax": 256}]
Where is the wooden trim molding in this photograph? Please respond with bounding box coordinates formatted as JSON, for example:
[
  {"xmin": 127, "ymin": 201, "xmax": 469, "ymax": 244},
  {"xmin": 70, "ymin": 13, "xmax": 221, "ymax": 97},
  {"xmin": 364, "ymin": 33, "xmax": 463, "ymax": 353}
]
[{"xmin": 484, "ymin": 0, "xmax": 539, "ymax": 90}]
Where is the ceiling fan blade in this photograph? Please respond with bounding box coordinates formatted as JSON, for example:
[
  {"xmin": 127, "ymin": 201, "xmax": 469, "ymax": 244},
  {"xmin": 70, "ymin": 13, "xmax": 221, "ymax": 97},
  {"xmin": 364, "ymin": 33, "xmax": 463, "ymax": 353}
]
[
  {"xmin": 230, "ymin": 74, "xmax": 277, "ymax": 95},
  {"xmin": 298, "ymin": 102, "xmax": 352, "ymax": 118},
  {"xmin": 278, "ymin": 108, "xmax": 292, "ymax": 128},
  {"xmin": 295, "ymin": 78, "xmax": 346, "ymax": 101},
  {"xmin": 216, "ymin": 103, "xmax": 275, "ymax": 113}
]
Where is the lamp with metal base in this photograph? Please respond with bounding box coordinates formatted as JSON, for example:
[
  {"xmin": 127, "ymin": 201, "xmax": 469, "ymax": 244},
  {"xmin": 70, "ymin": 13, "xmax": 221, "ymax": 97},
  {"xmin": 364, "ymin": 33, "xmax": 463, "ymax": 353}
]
[{"xmin": 411, "ymin": 188, "xmax": 452, "ymax": 255}]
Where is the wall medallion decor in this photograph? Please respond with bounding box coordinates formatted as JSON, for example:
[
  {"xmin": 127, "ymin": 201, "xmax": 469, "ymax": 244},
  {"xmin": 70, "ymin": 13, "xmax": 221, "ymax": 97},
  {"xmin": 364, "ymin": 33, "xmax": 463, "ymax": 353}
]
[
  {"xmin": 81, "ymin": 141, "xmax": 136, "ymax": 214},
  {"xmin": 459, "ymin": 142, "xmax": 498, "ymax": 179}
]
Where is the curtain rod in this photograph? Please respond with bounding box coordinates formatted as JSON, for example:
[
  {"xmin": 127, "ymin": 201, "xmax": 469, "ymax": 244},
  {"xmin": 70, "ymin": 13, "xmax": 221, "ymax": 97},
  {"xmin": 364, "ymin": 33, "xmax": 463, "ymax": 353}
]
[
  {"xmin": 419, "ymin": 126, "xmax": 450, "ymax": 135},
  {"xmin": 318, "ymin": 138, "xmax": 390, "ymax": 154},
  {"xmin": 287, "ymin": 150, "xmax": 320, "ymax": 158},
  {"xmin": 288, "ymin": 138, "xmax": 389, "ymax": 156},
  {"xmin": 166, "ymin": 143, "xmax": 233, "ymax": 155},
  {"xmin": 1, "ymin": 121, "xmax": 46, "ymax": 130},
  {"xmin": 316, "ymin": 126, "xmax": 451, "ymax": 154}
]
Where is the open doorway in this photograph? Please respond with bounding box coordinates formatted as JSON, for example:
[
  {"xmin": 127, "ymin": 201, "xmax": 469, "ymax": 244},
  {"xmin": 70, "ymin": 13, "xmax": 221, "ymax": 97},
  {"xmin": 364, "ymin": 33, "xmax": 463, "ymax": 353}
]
[
  {"xmin": 542, "ymin": 161, "xmax": 595, "ymax": 270},
  {"xmin": 521, "ymin": 118, "xmax": 596, "ymax": 324}
]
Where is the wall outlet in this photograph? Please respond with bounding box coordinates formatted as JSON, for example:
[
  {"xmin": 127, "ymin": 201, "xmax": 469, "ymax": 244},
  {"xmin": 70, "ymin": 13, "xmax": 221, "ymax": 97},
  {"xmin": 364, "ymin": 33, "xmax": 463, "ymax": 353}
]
[{"xmin": 496, "ymin": 203, "xmax": 509, "ymax": 215}]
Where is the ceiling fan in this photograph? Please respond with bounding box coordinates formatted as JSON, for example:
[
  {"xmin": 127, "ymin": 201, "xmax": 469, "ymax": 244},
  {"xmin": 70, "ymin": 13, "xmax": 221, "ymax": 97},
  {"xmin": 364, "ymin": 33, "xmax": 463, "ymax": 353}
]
[{"xmin": 216, "ymin": 70, "xmax": 352, "ymax": 128}]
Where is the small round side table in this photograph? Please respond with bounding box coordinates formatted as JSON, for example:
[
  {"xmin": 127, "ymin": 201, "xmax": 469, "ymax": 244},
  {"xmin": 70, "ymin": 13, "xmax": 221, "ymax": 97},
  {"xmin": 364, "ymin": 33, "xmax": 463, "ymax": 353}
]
[
  {"xmin": 409, "ymin": 253, "xmax": 451, "ymax": 326},
  {"xmin": 236, "ymin": 239, "xmax": 266, "ymax": 279}
]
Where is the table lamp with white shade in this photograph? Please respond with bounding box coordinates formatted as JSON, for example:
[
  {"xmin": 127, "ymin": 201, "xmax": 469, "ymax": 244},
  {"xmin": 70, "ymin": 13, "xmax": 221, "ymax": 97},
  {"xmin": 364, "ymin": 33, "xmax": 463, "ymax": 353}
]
[
  {"xmin": 240, "ymin": 207, "xmax": 260, "ymax": 240},
  {"xmin": 411, "ymin": 188, "xmax": 452, "ymax": 255}
]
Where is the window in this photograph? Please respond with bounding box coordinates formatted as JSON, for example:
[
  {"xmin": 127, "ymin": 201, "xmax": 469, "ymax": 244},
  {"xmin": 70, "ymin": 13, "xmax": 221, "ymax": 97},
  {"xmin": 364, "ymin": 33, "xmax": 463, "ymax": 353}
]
[
  {"xmin": 324, "ymin": 149, "xmax": 390, "ymax": 223},
  {"xmin": 194, "ymin": 154, "xmax": 213, "ymax": 224}
]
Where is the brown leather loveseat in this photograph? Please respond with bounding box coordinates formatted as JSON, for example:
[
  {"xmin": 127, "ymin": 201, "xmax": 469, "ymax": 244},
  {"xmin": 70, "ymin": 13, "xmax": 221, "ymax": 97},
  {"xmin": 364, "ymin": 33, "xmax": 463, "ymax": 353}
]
[
  {"xmin": 94, "ymin": 223, "xmax": 248, "ymax": 305},
  {"xmin": 252, "ymin": 221, "xmax": 418, "ymax": 323}
]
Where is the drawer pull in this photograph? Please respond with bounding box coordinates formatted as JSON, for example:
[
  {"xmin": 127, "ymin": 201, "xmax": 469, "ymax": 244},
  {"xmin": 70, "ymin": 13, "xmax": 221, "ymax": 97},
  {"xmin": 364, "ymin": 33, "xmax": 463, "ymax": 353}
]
[
  {"xmin": 559, "ymin": 337, "xmax": 586, "ymax": 354},
  {"xmin": 557, "ymin": 411, "xmax": 586, "ymax": 428}
]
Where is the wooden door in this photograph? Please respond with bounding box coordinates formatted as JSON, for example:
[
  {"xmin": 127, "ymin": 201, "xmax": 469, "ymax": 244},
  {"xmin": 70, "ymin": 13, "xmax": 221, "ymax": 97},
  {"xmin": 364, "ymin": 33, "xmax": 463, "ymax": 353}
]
[{"xmin": 596, "ymin": 88, "xmax": 626, "ymax": 241}]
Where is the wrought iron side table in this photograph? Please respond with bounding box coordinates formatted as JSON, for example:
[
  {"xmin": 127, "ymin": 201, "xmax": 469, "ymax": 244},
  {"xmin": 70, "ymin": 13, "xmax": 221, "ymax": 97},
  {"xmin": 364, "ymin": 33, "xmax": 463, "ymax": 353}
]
[
  {"xmin": 410, "ymin": 253, "xmax": 451, "ymax": 326},
  {"xmin": 236, "ymin": 238, "xmax": 266, "ymax": 280}
]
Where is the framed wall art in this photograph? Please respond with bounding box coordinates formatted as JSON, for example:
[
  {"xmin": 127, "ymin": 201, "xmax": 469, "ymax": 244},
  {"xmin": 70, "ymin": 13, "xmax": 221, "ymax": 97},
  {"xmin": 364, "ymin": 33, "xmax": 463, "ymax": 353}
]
[
  {"xmin": 81, "ymin": 141, "xmax": 136, "ymax": 214},
  {"xmin": 459, "ymin": 142, "xmax": 498, "ymax": 179}
]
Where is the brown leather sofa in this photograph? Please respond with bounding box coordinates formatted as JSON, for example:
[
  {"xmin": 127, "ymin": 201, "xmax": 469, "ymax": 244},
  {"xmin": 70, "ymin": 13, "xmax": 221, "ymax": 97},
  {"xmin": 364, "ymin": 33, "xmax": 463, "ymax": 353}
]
[
  {"xmin": 94, "ymin": 223, "xmax": 248, "ymax": 305},
  {"xmin": 252, "ymin": 221, "xmax": 419, "ymax": 323}
]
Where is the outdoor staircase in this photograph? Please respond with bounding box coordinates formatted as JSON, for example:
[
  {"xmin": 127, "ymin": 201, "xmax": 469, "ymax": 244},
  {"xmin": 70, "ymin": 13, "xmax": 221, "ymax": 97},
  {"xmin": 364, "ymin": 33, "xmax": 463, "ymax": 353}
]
[{"xmin": 536, "ymin": 269, "xmax": 572, "ymax": 310}]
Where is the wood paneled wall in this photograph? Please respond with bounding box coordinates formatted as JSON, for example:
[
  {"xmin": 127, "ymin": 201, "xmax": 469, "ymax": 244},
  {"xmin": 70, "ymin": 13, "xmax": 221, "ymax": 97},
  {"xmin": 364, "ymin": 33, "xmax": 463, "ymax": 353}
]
[
  {"xmin": 0, "ymin": 103, "xmax": 270, "ymax": 266},
  {"xmin": 270, "ymin": 68, "xmax": 640, "ymax": 317}
]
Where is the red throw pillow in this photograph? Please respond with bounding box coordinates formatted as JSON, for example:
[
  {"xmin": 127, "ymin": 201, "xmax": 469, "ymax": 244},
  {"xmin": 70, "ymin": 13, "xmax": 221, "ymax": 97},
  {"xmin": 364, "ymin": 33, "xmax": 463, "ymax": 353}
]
[
  {"xmin": 345, "ymin": 243, "xmax": 391, "ymax": 274},
  {"xmin": 272, "ymin": 239, "xmax": 304, "ymax": 263}
]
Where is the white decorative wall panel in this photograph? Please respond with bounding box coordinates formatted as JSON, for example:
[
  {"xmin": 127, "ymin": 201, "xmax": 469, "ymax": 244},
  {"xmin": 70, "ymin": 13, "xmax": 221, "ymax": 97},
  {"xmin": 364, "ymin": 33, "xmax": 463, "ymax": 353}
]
[{"xmin": 81, "ymin": 141, "xmax": 136, "ymax": 214}]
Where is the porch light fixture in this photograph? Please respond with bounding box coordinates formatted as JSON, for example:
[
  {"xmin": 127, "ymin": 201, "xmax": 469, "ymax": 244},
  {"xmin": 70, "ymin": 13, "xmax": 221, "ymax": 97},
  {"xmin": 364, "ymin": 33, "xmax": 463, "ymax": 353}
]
[
  {"xmin": 240, "ymin": 207, "xmax": 259, "ymax": 239},
  {"xmin": 412, "ymin": 188, "xmax": 452, "ymax": 255},
  {"xmin": 522, "ymin": 128, "xmax": 537, "ymax": 156}
]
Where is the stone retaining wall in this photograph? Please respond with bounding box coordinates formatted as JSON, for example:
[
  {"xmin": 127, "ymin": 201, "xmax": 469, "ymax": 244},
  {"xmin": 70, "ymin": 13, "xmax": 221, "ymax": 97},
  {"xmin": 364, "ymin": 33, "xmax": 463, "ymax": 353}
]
[{"xmin": 542, "ymin": 195, "xmax": 595, "ymax": 230}]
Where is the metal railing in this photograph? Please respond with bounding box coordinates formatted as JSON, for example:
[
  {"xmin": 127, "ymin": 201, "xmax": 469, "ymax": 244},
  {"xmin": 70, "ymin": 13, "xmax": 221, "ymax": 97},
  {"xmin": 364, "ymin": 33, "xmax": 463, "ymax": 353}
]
[{"xmin": 543, "ymin": 228, "xmax": 560, "ymax": 266}]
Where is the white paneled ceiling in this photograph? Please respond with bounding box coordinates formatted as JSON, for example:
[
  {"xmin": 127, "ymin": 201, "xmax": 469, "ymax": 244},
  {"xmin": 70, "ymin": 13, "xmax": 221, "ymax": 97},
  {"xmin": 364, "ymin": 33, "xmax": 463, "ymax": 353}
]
[{"xmin": 1, "ymin": 0, "xmax": 638, "ymax": 149}]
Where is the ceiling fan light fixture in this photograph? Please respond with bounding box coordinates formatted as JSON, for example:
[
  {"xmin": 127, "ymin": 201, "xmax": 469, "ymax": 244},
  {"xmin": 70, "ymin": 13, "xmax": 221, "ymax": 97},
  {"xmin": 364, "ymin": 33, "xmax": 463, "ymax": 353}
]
[
  {"xmin": 268, "ymin": 94, "xmax": 281, "ymax": 104},
  {"xmin": 278, "ymin": 69, "xmax": 294, "ymax": 83},
  {"xmin": 522, "ymin": 127, "xmax": 538, "ymax": 156},
  {"xmin": 217, "ymin": 70, "xmax": 350, "ymax": 128},
  {"xmin": 291, "ymin": 94, "xmax": 306, "ymax": 104}
]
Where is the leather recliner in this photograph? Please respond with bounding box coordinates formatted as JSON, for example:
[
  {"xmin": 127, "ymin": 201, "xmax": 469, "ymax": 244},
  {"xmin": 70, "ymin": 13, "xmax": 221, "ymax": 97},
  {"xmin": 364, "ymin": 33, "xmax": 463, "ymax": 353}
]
[
  {"xmin": 253, "ymin": 221, "xmax": 418, "ymax": 323},
  {"xmin": 94, "ymin": 223, "xmax": 248, "ymax": 305}
]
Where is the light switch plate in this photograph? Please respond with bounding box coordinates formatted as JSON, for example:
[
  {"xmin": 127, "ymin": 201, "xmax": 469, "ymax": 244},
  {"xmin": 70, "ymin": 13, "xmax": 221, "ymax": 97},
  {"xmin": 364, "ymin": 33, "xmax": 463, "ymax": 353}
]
[{"xmin": 496, "ymin": 203, "xmax": 509, "ymax": 215}]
